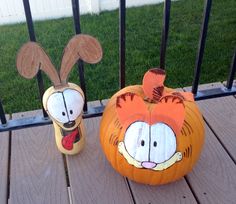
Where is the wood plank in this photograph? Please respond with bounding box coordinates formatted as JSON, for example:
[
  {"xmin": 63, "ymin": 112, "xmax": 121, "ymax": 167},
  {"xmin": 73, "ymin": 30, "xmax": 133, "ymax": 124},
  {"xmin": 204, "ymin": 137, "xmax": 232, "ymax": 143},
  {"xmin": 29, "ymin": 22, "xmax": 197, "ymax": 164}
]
[
  {"xmin": 129, "ymin": 178, "xmax": 197, "ymax": 204},
  {"xmin": 184, "ymin": 83, "xmax": 236, "ymax": 161},
  {"xmin": 67, "ymin": 101, "xmax": 134, "ymax": 204},
  {"xmin": 0, "ymin": 116, "xmax": 9, "ymax": 204},
  {"xmin": 9, "ymin": 110, "xmax": 69, "ymax": 204},
  {"xmin": 186, "ymin": 125, "xmax": 236, "ymax": 203}
]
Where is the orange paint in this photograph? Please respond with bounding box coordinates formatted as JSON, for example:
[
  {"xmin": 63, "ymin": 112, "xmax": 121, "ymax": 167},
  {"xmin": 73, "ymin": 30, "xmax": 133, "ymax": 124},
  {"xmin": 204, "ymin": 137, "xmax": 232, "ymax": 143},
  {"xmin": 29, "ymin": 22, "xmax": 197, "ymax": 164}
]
[{"xmin": 100, "ymin": 68, "xmax": 205, "ymax": 185}]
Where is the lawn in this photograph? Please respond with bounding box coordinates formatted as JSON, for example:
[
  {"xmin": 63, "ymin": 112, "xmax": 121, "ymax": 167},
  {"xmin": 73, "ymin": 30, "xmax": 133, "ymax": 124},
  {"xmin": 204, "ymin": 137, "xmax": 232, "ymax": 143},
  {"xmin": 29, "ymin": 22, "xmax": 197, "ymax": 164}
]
[{"xmin": 0, "ymin": 0, "xmax": 235, "ymax": 114}]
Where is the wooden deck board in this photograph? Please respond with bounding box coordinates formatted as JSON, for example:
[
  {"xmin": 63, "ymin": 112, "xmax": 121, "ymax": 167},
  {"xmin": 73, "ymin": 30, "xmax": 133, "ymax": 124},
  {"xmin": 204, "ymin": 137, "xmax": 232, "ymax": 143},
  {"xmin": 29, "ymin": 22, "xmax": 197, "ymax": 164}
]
[
  {"xmin": 9, "ymin": 111, "xmax": 69, "ymax": 204},
  {"xmin": 184, "ymin": 83, "xmax": 236, "ymax": 161},
  {"xmin": 0, "ymin": 116, "xmax": 9, "ymax": 204},
  {"xmin": 128, "ymin": 178, "xmax": 197, "ymax": 204},
  {"xmin": 66, "ymin": 101, "xmax": 134, "ymax": 204},
  {"xmin": 183, "ymin": 83, "xmax": 236, "ymax": 203},
  {"xmin": 186, "ymin": 124, "xmax": 236, "ymax": 204},
  {"xmin": 0, "ymin": 83, "xmax": 235, "ymax": 204}
]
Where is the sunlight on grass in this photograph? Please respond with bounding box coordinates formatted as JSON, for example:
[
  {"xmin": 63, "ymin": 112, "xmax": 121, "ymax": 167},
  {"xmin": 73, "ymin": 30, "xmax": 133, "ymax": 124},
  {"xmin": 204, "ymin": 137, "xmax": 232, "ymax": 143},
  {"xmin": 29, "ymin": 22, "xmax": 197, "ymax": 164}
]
[{"xmin": 0, "ymin": 0, "xmax": 235, "ymax": 113}]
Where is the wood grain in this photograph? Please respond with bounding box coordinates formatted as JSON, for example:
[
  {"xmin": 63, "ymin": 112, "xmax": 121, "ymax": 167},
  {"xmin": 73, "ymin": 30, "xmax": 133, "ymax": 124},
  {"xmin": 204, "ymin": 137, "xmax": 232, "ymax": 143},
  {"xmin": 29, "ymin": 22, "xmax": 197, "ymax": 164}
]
[
  {"xmin": 128, "ymin": 178, "xmax": 197, "ymax": 204},
  {"xmin": 0, "ymin": 116, "xmax": 9, "ymax": 204},
  {"xmin": 186, "ymin": 125, "xmax": 236, "ymax": 204},
  {"xmin": 66, "ymin": 101, "xmax": 134, "ymax": 204},
  {"xmin": 9, "ymin": 110, "xmax": 69, "ymax": 204},
  {"xmin": 184, "ymin": 83, "xmax": 236, "ymax": 161}
]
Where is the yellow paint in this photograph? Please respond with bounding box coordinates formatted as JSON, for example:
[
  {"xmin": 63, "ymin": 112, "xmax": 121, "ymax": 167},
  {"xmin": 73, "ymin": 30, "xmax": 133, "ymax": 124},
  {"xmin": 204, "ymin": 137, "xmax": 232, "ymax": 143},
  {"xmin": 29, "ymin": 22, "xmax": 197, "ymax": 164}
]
[{"xmin": 43, "ymin": 83, "xmax": 86, "ymax": 155}]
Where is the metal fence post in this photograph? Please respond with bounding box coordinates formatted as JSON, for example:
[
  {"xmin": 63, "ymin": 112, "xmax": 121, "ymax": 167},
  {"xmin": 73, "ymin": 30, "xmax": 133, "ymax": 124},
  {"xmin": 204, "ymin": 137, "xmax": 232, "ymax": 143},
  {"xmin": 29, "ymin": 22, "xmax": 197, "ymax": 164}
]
[
  {"xmin": 192, "ymin": 0, "xmax": 212, "ymax": 94},
  {"xmin": 119, "ymin": 0, "xmax": 126, "ymax": 89},
  {"xmin": 22, "ymin": 0, "xmax": 48, "ymax": 117},
  {"xmin": 159, "ymin": 0, "xmax": 171, "ymax": 70},
  {"xmin": 71, "ymin": 0, "xmax": 88, "ymax": 112}
]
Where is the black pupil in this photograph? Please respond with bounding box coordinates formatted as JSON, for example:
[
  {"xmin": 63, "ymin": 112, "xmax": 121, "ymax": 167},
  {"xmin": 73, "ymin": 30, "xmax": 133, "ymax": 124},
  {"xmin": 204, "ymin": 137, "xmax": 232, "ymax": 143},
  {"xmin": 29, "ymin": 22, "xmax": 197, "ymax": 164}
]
[
  {"xmin": 70, "ymin": 110, "xmax": 73, "ymax": 114},
  {"xmin": 62, "ymin": 112, "xmax": 66, "ymax": 116},
  {"xmin": 141, "ymin": 140, "xmax": 145, "ymax": 146},
  {"xmin": 153, "ymin": 141, "xmax": 157, "ymax": 147}
]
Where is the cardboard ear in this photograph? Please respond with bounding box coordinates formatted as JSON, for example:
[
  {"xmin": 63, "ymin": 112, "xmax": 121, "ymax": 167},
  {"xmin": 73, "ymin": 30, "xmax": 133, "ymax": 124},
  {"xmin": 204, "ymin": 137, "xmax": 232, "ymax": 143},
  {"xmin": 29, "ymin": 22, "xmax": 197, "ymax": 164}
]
[
  {"xmin": 16, "ymin": 42, "xmax": 61, "ymax": 86},
  {"xmin": 142, "ymin": 68, "xmax": 166, "ymax": 101},
  {"xmin": 60, "ymin": 34, "xmax": 103, "ymax": 84},
  {"xmin": 151, "ymin": 95, "xmax": 185, "ymax": 135},
  {"xmin": 116, "ymin": 92, "xmax": 149, "ymax": 125}
]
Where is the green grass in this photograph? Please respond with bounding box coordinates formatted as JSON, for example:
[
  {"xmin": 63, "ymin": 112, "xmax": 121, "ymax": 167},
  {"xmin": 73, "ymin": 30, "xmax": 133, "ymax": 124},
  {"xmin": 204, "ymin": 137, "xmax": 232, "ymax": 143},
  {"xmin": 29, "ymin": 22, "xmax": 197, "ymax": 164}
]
[{"xmin": 0, "ymin": 0, "xmax": 235, "ymax": 113}]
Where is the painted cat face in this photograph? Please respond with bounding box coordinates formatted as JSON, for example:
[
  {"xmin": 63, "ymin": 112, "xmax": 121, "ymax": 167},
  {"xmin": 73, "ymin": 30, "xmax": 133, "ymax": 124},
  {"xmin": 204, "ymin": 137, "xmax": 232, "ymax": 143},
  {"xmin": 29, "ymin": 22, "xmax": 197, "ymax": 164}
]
[{"xmin": 116, "ymin": 93, "xmax": 184, "ymax": 171}]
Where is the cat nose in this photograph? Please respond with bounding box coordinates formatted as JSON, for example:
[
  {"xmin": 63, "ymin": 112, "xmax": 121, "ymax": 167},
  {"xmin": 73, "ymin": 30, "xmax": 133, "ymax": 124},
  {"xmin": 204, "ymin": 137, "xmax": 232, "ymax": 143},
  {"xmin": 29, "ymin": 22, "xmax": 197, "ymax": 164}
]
[
  {"xmin": 63, "ymin": 121, "xmax": 75, "ymax": 128},
  {"xmin": 141, "ymin": 161, "xmax": 157, "ymax": 169}
]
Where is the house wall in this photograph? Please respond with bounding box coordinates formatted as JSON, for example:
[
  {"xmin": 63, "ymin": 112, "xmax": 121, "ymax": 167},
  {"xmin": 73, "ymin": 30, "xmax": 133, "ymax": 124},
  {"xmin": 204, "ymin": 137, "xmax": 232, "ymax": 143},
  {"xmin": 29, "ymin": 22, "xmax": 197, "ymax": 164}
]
[{"xmin": 0, "ymin": 0, "xmax": 164, "ymax": 25}]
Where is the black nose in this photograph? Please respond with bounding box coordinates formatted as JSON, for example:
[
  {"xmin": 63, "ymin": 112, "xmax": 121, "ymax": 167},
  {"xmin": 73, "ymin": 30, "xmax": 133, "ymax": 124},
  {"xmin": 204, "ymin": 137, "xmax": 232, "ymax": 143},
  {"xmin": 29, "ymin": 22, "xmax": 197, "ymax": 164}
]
[{"xmin": 63, "ymin": 121, "xmax": 76, "ymax": 128}]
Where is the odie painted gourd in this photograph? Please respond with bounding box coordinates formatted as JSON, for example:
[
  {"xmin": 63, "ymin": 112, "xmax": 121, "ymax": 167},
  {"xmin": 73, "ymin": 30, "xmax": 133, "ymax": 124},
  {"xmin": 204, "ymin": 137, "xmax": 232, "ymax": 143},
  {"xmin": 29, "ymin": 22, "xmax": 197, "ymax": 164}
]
[
  {"xmin": 17, "ymin": 34, "xmax": 102, "ymax": 155},
  {"xmin": 100, "ymin": 68, "xmax": 205, "ymax": 185}
]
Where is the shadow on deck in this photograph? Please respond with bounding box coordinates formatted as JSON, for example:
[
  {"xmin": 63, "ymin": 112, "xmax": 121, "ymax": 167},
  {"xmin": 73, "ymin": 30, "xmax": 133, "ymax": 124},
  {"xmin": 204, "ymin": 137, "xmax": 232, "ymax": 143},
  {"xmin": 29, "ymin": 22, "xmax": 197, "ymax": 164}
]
[{"xmin": 0, "ymin": 82, "xmax": 235, "ymax": 204}]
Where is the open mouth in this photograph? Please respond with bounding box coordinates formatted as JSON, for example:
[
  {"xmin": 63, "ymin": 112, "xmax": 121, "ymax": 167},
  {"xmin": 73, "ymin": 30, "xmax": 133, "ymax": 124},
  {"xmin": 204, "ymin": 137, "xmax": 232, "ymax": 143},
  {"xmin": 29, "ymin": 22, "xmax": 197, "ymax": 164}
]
[{"xmin": 61, "ymin": 128, "xmax": 80, "ymax": 151}]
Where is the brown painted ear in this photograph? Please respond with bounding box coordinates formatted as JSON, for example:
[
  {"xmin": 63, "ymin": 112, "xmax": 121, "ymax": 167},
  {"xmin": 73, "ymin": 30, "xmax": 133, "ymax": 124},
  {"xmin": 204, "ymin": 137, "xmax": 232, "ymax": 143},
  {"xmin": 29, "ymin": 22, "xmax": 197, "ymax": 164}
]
[
  {"xmin": 16, "ymin": 42, "xmax": 61, "ymax": 86},
  {"xmin": 142, "ymin": 68, "xmax": 166, "ymax": 101},
  {"xmin": 60, "ymin": 34, "xmax": 103, "ymax": 84},
  {"xmin": 151, "ymin": 95, "xmax": 185, "ymax": 135},
  {"xmin": 116, "ymin": 92, "xmax": 149, "ymax": 125}
]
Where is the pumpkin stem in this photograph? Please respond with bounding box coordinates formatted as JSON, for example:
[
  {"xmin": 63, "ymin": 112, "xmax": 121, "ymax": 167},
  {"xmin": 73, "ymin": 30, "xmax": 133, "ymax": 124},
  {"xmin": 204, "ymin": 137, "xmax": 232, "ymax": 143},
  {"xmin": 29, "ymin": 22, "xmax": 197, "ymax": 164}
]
[{"xmin": 142, "ymin": 68, "xmax": 166, "ymax": 102}]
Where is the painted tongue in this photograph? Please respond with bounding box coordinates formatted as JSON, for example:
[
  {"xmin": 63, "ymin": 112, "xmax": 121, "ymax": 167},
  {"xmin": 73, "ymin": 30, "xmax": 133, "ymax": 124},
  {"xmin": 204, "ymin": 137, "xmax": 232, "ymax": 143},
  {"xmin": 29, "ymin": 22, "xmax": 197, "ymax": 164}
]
[{"xmin": 62, "ymin": 128, "xmax": 78, "ymax": 150}]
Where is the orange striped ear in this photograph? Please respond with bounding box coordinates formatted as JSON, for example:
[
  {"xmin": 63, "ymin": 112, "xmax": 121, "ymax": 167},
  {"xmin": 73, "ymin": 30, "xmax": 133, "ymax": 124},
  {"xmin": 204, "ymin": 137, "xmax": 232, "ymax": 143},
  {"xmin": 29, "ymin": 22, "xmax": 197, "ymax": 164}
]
[
  {"xmin": 142, "ymin": 68, "xmax": 166, "ymax": 101},
  {"xmin": 151, "ymin": 95, "xmax": 185, "ymax": 135},
  {"xmin": 116, "ymin": 93, "xmax": 149, "ymax": 125},
  {"xmin": 171, "ymin": 92, "xmax": 194, "ymax": 102}
]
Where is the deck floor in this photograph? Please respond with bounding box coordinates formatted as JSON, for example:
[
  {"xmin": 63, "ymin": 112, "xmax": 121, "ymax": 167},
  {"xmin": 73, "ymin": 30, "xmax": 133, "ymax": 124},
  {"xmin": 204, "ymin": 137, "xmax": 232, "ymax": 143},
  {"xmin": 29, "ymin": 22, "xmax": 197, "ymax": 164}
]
[{"xmin": 0, "ymin": 82, "xmax": 236, "ymax": 204}]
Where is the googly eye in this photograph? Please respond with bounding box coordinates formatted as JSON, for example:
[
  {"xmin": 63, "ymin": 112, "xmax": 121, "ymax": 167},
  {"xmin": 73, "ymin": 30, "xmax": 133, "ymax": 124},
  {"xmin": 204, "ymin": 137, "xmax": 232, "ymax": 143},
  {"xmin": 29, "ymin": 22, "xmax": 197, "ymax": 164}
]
[
  {"xmin": 63, "ymin": 89, "xmax": 84, "ymax": 121},
  {"xmin": 47, "ymin": 93, "xmax": 68, "ymax": 123}
]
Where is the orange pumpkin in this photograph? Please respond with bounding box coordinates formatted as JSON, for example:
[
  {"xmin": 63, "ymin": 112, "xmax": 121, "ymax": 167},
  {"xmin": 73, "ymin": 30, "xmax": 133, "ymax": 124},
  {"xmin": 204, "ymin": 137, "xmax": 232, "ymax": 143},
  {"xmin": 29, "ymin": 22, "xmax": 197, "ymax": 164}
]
[{"xmin": 100, "ymin": 68, "xmax": 205, "ymax": 185}]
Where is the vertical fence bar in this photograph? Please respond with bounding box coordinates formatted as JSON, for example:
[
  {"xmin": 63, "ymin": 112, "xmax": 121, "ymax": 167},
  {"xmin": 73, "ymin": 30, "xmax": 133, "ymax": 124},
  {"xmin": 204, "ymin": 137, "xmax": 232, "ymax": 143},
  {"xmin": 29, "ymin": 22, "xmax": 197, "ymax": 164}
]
[
  {"xmin": 159, "ymin": 0, "xmax": 171, "ymax": 70},
  {"xmin": 0, "ymin": 100, "xmax": 7, "ymax": 125},
  {"xmin": 226, "ymin": 51, "xmax": 236, "ymax": 89},
  {"xmin": 71, "ymin": 0, "xmax": 88, "ymax": 112},
  {"xmin": 22, "ymin": 0, "xmax": 47, "ymax": 117},
  {"xmin": 119, "ymin": 0, "xmax": 126, "ymax": 89},
  {"xmin": 22, "ymin": 0, "xmax": 36, "ymax": 42},
  {"xmin": 192, "ymin": 0, "xmax": 212, "ymax": 94}
]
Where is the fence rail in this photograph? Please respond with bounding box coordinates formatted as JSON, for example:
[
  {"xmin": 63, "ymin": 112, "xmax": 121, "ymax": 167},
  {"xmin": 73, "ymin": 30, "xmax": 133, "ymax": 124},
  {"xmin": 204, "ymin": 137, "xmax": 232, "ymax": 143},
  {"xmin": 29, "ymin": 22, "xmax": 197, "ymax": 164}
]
[{"xmin": 0, "ymin": 0, "xmax": 235, "ymax": 132}]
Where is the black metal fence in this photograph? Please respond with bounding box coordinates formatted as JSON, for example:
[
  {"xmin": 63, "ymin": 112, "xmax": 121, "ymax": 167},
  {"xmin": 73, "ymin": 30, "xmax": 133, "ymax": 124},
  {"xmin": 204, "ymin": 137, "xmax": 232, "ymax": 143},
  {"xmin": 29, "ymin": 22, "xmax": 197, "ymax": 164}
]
[{"xmin": 0, "ymin": 0, "xmax": 235, "ymax": 132}]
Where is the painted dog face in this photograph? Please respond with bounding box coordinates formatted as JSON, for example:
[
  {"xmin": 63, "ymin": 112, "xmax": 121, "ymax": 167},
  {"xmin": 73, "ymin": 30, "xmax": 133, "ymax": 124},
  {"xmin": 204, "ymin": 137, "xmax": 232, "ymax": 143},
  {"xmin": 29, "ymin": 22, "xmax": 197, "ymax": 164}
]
[
  {"xmin": 16, "ymin": 34, "xmax": 102, "ymax": 155},
  {"xmin": 42, "ymin": 83, "xmax": 85, "ymax": 154}
]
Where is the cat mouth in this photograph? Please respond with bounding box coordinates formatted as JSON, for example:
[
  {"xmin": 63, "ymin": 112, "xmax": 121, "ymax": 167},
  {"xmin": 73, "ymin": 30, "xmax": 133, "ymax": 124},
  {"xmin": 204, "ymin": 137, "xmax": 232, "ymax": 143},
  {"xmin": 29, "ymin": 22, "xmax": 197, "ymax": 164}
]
[{"xmin": 61, "ymin": 128, "xmax": 80, "ymax": 150}]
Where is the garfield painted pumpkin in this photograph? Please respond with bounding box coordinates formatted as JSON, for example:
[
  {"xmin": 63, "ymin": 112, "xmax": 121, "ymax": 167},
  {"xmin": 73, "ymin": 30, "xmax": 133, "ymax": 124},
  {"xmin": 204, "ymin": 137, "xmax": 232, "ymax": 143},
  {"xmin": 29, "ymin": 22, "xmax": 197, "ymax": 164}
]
[{"xmin": 100, "ymin": 68, "xmax": 205, "ymax": 185}]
